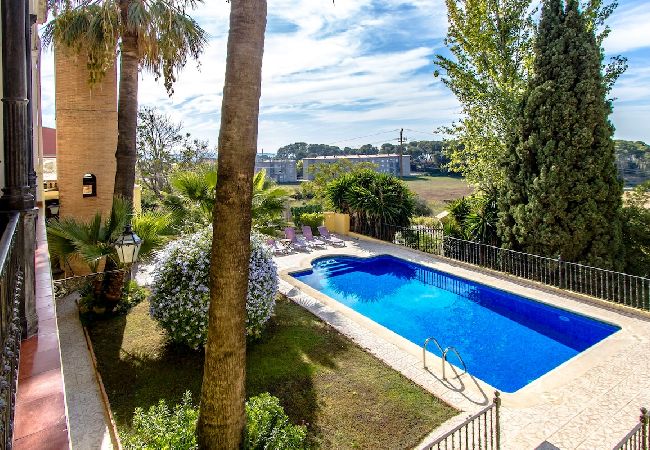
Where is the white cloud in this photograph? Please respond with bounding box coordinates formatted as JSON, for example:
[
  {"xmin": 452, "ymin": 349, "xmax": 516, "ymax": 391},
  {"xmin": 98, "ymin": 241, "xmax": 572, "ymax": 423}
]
[
  {"xmin": 38, "ymin": 0, "xmax": 649, "ymax": 151},
  {"xmin": 603, "ymin": 2, "xmax": 650, "ymax": 54}
]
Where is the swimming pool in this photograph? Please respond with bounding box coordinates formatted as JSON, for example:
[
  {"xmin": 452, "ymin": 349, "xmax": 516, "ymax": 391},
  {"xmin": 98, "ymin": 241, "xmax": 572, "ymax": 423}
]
[{"xmin": 291, "ymin": 255, "xmax": 619, "ymax": 393}]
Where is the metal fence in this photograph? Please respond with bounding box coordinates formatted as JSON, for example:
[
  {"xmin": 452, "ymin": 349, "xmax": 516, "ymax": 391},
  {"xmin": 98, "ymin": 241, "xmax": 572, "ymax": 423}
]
[
  {"xmin": 613, "ymin": 408, "xmax": 648, "ymax": 450},
  {"xmin": 0, "ymin": 213, "xmax": 22, "ymax": 447},
  {"xmin": 352, "ymin": 222, "xmax": 650, "ymax": 312},
  {"xmin": 424, "ymin": 392, "xmax": 501, "ymax": 449}
]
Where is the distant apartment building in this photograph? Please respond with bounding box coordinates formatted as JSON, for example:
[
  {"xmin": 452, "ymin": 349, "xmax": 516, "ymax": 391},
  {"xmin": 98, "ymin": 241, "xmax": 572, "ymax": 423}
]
[
  {"xmin": 302, "ymin": 154, "xmax": 411, "ymax": 180},
  {"xmin": 255, "ymin": 159, "xmax": 298, "ymax": 183}
]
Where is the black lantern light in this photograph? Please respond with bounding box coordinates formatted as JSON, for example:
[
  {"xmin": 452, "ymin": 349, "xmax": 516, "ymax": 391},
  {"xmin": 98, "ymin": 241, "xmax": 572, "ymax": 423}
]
[{"xmin": 114, "ymin": 224, "xmax": 143, "ymax": 265}]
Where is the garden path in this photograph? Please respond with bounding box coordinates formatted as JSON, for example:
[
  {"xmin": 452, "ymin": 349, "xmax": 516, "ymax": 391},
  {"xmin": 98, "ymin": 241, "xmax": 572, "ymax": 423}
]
[{"xmin": 57, "ymin": 294, "xmax": 114, "ymax": 449}]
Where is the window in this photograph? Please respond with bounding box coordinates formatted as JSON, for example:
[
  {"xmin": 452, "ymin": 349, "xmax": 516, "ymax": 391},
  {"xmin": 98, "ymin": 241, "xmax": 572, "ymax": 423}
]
[{"xmin": 82, "ymin": 173, "xmax": 97, "ymax": 197}]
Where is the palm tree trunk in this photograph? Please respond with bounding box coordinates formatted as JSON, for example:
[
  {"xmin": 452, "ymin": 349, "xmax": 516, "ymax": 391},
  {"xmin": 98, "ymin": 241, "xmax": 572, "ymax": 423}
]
[
  {"xmin": 114, "ymin": 0, "xmax": 139, "ymax": 203},
  {"xmin": 197, "ymin": 1, "xmax": 267, "ymax": 448}
]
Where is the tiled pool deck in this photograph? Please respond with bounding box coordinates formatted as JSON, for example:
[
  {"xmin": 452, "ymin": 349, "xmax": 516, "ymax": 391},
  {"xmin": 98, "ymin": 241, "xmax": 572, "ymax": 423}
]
[{"xmin": 276, "ymin": 235, "xmax": 650, "ymax": 449}]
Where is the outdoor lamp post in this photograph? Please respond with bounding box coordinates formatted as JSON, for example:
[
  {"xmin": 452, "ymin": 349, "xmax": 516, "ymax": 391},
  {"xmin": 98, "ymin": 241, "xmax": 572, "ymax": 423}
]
[{"xmin": 114, "ymin": 224, "xmax": 143, "ymax": 266}]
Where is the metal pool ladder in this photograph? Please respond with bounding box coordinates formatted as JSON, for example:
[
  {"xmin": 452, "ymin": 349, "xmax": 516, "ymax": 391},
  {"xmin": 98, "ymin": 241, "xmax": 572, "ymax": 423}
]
[{"xmin": 423, "ymin": 337, "xmax": 467, "ymax": 380}]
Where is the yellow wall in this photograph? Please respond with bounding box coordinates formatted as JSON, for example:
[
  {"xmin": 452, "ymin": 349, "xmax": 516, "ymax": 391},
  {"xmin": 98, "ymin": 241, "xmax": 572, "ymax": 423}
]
[{"xmin": 323, "ymin": 212, "xmax": 350, "ymax": 235}]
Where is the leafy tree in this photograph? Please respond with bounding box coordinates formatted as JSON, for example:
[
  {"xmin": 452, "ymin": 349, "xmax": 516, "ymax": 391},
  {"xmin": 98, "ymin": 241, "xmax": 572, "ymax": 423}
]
[
  {"xmin": 197, "ymin": 0, "xmax": 267, "ymax": 444},
  {"xmin": 621, "ymin": 182, "xmax": 650, "ymax": 276},
  {"xmin": 136, "ymin": 107, "xmax": 184, "ymax": 199},
  {"xmin": 499, "ymin": 0, "xmax": 623, "ymax": 269},
  {"xmin": 44, "ymin": 0, "xmax": 207, "ymax": 204},
  {"xmin": 435, "ymin": 0, "xmax": 626, "ymax": 191}
]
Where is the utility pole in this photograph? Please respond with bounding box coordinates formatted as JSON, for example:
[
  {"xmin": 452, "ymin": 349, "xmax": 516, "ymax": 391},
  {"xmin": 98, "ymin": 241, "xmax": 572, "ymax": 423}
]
[{"xmin": 398, "ymin": 128, "xmax": 407, "ymax": 178}]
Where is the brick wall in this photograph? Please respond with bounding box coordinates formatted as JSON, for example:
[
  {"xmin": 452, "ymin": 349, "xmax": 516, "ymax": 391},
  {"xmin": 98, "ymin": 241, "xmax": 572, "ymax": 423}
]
[{"xmin": 55, "ymin": 48, "xmax": 117, "ymax": 221}]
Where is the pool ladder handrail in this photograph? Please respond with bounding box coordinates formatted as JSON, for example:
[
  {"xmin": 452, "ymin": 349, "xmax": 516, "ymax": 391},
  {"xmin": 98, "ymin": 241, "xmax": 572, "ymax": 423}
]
[{"xmin": 423, "ymin": 337, "xmax": 468, "ymax": 380}]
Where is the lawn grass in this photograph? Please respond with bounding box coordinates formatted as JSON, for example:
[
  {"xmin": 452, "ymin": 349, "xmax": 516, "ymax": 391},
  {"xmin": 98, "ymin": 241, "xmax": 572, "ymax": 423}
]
[
  {"xmin": 403, "ymin": 174, "xmax": 473, "ymax": 214},
  {"xmin": 88, "ymin": 297, "xmax": 458, "ymax": 449}
]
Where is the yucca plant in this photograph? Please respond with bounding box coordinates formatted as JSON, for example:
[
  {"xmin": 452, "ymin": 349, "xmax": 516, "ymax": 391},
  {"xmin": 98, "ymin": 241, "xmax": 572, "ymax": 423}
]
[
  {"xmin": 43, "ymin": 0, "xmax": 207, "ymax": 204},
  {"xmin": 327, "ymin": 170, "xmax": 415, "ymax": 235}
]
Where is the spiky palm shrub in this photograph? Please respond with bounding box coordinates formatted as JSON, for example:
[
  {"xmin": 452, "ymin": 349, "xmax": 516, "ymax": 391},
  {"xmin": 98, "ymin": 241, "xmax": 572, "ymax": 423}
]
[
  {"xmin": 327, "ymin": 170, "xmax": 415, "ymax": 236},
  {"xmin": 169, "ymin": 168, "xmax": 290, "ymax": 234}
]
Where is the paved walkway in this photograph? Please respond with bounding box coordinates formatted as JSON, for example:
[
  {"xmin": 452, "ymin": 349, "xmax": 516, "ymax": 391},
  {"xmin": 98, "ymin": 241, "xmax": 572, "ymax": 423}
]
[
  {"xmin": 276, "ymin": 235, "xmax": 650, "ymax": 449},
  {"xmin": 57, "ymin": 294, "xmax": 113, "ymax": 449}
]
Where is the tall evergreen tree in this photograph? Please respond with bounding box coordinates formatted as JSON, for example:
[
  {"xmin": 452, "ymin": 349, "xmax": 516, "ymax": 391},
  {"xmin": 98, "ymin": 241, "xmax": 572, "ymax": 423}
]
[{"xmin": 498, "ymin": 0, "xmax": 623, "ymax": 269}]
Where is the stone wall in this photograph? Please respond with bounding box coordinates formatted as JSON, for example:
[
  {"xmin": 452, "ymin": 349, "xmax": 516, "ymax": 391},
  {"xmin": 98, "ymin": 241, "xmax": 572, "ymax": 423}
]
[{"xmin": 55, "ymin": 48, "xmax": 117, "ymax": 221}]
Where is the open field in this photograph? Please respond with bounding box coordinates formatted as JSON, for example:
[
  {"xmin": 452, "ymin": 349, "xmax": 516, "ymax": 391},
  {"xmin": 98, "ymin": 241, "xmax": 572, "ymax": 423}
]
[
  {"xmin": 403, "ymin": 174, "xmax": 473, "ymax": 214},
  {"xmin": 88, "ymin": 298, "xmax": 457, "ymax": 449}
]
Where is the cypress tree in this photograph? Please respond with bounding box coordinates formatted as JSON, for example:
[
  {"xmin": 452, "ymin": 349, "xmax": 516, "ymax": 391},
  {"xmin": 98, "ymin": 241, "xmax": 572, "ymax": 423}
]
[{"xmin": 498, "ymin": 0, "xmax": 623, "ymax": 269}]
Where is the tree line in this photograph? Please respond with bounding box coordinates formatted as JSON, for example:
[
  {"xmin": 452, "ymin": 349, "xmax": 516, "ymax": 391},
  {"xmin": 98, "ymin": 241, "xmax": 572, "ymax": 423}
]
[{"xmin": 273, "ymin": 139, "xmax": 650, "ymax": 184}]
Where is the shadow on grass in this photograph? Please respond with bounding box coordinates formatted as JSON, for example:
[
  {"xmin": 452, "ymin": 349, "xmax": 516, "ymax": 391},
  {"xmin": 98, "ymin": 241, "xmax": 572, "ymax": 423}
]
[{"xmin": 88, "ymin": 299, "xmax": 349, "ymax": 445}]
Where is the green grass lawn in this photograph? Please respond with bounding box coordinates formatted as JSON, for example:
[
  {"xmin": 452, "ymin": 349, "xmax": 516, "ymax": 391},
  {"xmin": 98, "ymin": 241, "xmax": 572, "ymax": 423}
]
[
  {"xmin": 88, "ymin": 298, "xmax": 457, "ymax": 449},
  {"xmin": 403, "ymin": 174, "xmax": 473, "ymax": 214}
]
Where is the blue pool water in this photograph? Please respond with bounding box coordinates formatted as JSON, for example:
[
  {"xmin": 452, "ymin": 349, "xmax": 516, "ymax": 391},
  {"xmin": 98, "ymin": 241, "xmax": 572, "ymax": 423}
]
[{"xmin": 291, "ymin": 255, "xmax": 619, "ymax": 393}]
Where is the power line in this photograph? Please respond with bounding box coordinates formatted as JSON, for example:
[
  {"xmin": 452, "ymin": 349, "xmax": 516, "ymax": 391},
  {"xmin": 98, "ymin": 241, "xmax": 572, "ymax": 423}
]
[
  {"xmin": 403, "ymin": 128, "xmax": 441, "ymax": 138},
  {"xmin": 326, "ymin": 129, "xmax": 400, "ymax": 146}
]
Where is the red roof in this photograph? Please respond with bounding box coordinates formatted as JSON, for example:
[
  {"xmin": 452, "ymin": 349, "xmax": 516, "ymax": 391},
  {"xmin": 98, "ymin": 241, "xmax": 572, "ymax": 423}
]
[{"xmin": 42, "ymin": 127, "xmax": 56, "ymax": 157}]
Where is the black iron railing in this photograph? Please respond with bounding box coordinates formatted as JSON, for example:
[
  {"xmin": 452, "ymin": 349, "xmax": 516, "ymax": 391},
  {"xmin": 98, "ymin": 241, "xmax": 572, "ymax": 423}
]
[
  {"xmin": 613, "ymin": 408, "xmax": 648, "ymax": 450},
  {"xmin": 351, "ymin": 222, "xmax": 650, "ymax": 312},
  {"xmin": 0, "ymin": 213, "xmax": 22, "ymax": 447},
  {"xmin": 423, "ymin": 392, "xmax": 501, "ymax": 449}
]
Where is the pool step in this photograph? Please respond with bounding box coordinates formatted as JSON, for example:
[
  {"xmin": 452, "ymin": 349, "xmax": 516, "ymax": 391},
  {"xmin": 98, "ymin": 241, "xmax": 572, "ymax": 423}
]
[{"xmin": 314, "ymin": 261, "xmax": 357, "ymax": 277}]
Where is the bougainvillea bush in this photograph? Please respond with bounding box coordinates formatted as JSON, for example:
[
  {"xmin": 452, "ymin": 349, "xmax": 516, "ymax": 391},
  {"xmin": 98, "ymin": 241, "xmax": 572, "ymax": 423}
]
[{"xmin": 150, "ymin": 226, "xmax": 278, "ymax": 348}]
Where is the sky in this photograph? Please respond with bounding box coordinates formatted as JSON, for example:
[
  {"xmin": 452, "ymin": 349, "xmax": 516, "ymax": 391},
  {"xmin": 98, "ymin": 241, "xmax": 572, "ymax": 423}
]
[{"xmin": 39, "ymin": 0, "xmax": 650, "ymax": 153}]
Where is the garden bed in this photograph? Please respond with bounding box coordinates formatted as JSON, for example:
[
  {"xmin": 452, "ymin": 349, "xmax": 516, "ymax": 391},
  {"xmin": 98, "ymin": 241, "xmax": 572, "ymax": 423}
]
[{"xmin": 88, "ymin": 297, "xmax": 457, "ymax": 448}]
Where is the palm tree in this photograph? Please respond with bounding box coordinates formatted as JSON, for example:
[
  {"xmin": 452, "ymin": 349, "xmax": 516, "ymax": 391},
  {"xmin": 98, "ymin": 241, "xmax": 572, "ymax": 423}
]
[
  {"xmin": 196, "ymin": 0, "xmax": 267, "ymax": 447},
  {"xmin": 43, "ymin": 0, "xmax": 207, "ymax": 204},
  {"xmin": 47, "ymin": 197, "xmax": 172, "ymax": 302},
  {"xmin": 170, "ymin": 167, "xmax": 289, "ymax": 233}
]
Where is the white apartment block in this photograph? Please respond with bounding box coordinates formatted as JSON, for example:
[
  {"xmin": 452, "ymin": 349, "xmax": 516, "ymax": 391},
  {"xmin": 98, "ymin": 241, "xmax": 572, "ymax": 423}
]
[{"xmin": 302, "ymin": 154, "xmax": 411, "ymax": 180}]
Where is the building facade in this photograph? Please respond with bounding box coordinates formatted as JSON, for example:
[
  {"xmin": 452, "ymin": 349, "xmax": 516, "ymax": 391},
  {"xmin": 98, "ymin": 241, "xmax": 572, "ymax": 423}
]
[
  {"xmin": 255, "ymin": 159, "xmax": 297, "ymax": 183},
  {"xmin": 302, "ymin": 154, "xmax": 411, "ymax": 180}
]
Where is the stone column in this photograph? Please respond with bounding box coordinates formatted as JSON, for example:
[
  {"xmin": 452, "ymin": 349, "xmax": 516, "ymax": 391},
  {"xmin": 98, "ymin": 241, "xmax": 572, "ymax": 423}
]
[{"xmin": 1, "ymin": 0, "xmax": 38, "ymax": 337}]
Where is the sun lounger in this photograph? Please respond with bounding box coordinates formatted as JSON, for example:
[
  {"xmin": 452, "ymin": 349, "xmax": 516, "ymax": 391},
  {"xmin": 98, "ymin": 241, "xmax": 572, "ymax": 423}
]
[
  {"xmin": 284, "ymin": 227, "xmax": 309, "ymax": 252},
  {"xmin": 301, "ymin": 226, "xmax": 327, "ymax": 248},
  {"xmin": 266, "ymin": 238, "xmax": 289, "ymax": 255},
  {"xmin": 317, "ymin": 226, "xmax": 345, "ymax": 247}
]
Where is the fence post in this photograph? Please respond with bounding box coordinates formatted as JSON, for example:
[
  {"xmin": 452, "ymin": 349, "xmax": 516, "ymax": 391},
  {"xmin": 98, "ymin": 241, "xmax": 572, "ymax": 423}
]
[
  {"xmin": 557, "ymin": 255, "xmax": 563, "ymax": 289},
  {"xmin": 494, "ymin": 391, "xmax": 501, "ymax": 449},
  {"xmin": 642, "ymin": 407, "xmax": 648, "ymax": 450}
]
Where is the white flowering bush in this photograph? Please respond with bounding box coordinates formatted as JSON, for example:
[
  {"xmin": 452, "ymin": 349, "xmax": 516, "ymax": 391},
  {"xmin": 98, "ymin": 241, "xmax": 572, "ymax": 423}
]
[{"xmin": 149, "ymin": 226, "xmax": 278, "ymax": 348}]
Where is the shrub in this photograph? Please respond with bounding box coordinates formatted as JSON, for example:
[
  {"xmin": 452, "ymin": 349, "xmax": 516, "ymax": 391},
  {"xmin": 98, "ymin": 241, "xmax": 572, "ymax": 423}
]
[
  {"xmin": 122, "ymin": 392, "xmax": 307, "ymax": 450},
  {"xmin": 413, "ymin": 195, "xmax": 433, "ymax": 217},
  {"xmin": 298, "ymin": 212, "xmax": 323, "ymax": 234},
  {"xmin": 291, "ymin": 204, "xmax": 323, "ymax": 227},
  {"xmin": 150, "ymin": 227, "xmax": 278, "ymax": 348},
  {"xmin": 245, "ymin": 393, "xmax": 307, "ymax": 449},
  {"xmin": 123, "ymin": 391, "xmax": 198, "ymax": 450}
]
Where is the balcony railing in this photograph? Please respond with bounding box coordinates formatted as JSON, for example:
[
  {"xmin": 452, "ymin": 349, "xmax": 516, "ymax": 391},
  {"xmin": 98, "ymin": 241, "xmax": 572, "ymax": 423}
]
[
  {"xmin": 351, "ymin": 222, "xmax": 650, "ymax": 312},
  {"xmin": 0, "ymin": 213, "xmax": 22, "ymax": 447}
]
